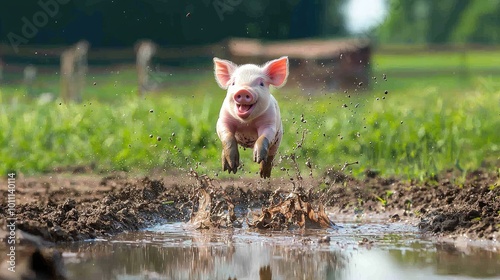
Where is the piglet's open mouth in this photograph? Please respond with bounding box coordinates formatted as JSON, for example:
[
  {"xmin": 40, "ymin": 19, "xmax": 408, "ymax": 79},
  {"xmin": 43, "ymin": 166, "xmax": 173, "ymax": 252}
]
[{"xmin": 236, "ymin": 103, "xmax": 255, "ymax": 119}]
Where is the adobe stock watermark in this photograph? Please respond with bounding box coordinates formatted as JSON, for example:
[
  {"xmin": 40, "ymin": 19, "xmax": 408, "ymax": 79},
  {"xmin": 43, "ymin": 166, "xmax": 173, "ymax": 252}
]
[
  {"xmin": 7, "ymin": 0, "xmax": 71, "ymax": 53},
  {"xmin": 203, "ymin": 0, "xmax": 243, "ymax": 21},
  {"xmin": 6, "ymin": 173, "xmax": 16, "ymax": 273}
]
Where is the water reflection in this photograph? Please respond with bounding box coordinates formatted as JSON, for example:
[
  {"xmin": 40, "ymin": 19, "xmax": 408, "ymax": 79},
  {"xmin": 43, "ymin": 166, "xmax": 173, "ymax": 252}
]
[
  {"xmin": 58, "ymin": 223, "xmax": 500, "ymax": 280},
  {"xmin": 388, "ymin": 242, "xmax": 500, "ymax": 278},
  {"xmin": 62, "ymin": 233, "xmax": 344, "ymax": 279}
]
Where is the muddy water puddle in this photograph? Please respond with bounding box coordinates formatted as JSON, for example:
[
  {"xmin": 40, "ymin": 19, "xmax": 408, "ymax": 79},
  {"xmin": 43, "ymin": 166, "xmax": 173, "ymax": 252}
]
[{"xmin": 58, "ymin": 218, "xmax": 500, "ymax": 280}]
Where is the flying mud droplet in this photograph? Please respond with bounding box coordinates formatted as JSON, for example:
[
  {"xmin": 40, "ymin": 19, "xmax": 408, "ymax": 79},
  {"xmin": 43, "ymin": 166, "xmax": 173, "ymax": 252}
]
[
  {"xmin": 358, "ymin": 82, "xmax": 363, "ymax": 87},
  {"xmin": 342, "ymin": 104, "xmax": 348, "ymax": 108},
  {"xmin": 400, "ymin": 121, "xmax": 404, "ymax": 124},
  {"xmin": 59, "ymin": 103, "xmax": 62, "ymax": 105},
  {"xmin": 171, "ymin": 132, "xmax": 175, "ymax": 137},
  {"xmin": 157, "ymin": 136, "xmax": 162, "ymax": 141},
  {"xmin": 355, "ymin": 103, "xmax": 359, "ymax": 108},
  {"xmin": 93, "ymin": 82, "xmax": 97, "ymax": 86},
  {"xmin": 376, "ymin": 98, "xmax": 380, "ymax": 101},
  {"xmin": 300, "ymin": 114, "xmax": 306, "ymax": 123},
  {"xmin": 383, "ymin": 74, "xmax": 387, "ymax": 81},
  {"xmin": 149, "ymin": 109, "xmax": 154, "ymax": 113},
  {"xmin": 149, "ymin": 134, "xmax": 153, "ymax": 138},
  {"xmin": 186, "ymin": 12, "xmax": 191, "ymax": 17},
  {"xmin": 358, "ymin": 237, "xmax": 374, "ymax": 246},
  {"xmin": 318, "ymin": 236, "xmax": 331, "ymax": 244},
  {"xmin": 384, "ymin": 90, "xmax": 388, "ymax": 94}
]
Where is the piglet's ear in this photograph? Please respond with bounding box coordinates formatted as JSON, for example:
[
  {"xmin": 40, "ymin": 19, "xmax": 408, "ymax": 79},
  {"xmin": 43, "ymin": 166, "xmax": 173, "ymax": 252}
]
[
  {"xmin": 213, "ymin": 57, "xmax": 237, "ymax": 89},
  {"xmin": 263, "ymin": 56, "xmax": 289, "ymax": 88}
]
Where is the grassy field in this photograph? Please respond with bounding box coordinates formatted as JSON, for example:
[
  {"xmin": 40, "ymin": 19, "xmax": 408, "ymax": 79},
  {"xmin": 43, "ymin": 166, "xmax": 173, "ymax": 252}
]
[
  {"xmin": 374, "ymin": 49, "xmax": 500, "ymax": 71},
  {"xmin": 1, "ymin": 49, "xmax": 499, "ymax": 180}
]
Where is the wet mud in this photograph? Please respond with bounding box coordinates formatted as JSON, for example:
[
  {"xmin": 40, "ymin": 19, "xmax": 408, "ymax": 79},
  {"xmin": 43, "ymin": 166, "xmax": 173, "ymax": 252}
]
[
  {"xmin": 1, "ymin": 169, "xmax": 499, "ymax": 245},
  {"xmin": 1, "ymin": 169, "xmax": 499, "ymax": 279}
]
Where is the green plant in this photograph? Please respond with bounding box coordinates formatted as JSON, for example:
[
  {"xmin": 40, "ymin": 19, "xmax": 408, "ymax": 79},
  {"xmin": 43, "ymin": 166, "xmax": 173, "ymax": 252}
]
[{"xmin": 1, "ymin": 54, "xmax": 499, "ymax": 179}]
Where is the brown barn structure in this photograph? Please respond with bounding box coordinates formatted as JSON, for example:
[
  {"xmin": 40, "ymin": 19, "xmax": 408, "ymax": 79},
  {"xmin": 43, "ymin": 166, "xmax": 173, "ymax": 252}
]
[{"xmin": 222, "ymin": 38, "xmax": 372, "ymax": 92}]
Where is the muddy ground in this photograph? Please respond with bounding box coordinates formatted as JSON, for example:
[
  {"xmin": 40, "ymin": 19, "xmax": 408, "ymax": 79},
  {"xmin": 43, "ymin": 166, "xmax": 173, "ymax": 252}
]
[
  {"xmin": 0, "ymin": 169, "xmax": 498, "ymax": 278},
  {"xmin": 1, "ymin": 168, "xmax": 499, "ymax": 244}
]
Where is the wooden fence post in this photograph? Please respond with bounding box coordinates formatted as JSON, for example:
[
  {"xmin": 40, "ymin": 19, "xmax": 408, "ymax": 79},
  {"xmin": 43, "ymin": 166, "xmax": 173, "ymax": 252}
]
[
  {"xmin": 60, "ymin": 40, "xmax": 89, "ymax": 102},
  {"xmin": 135, "ymin": 40, "xmax": 156, "ymax": 97},
  {"xmin": 23, "ymin": 65, "xmax": 37, "ymax": 96},
  {"xmin": 0, "ymin": 58, "xmax": 4, "ymax": 83}
]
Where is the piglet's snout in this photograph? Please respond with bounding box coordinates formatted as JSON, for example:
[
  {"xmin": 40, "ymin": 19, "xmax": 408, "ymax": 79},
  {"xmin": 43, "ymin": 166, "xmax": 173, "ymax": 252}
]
[{"xmin": 233, "ymin": 89, "xmax": 254, "ymax": 104}]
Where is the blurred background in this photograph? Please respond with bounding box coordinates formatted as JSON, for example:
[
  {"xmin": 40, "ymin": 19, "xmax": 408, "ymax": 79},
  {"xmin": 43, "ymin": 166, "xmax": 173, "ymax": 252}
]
[{"xmin": 1, "ymin": 0, "xmax": 499, "ymax": 179}]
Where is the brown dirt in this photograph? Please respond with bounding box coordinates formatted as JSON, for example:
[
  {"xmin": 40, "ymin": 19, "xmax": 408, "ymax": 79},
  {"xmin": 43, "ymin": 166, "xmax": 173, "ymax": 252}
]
[{"xmin": 1, "ymin": 168, "xmax": 499, "ymax": 244}]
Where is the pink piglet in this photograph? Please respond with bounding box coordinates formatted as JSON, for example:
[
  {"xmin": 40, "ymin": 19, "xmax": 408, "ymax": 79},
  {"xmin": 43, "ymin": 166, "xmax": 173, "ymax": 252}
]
[{"xmin": 213, "ymin": 56, "xmax": 289, "ymax": 178}]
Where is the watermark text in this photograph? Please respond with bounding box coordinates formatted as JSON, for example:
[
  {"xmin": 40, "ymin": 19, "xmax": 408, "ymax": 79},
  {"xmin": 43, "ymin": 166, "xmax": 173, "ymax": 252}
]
[{"xmin": 6, "ymin": 173, "xmax": 16, "ymax": 273}]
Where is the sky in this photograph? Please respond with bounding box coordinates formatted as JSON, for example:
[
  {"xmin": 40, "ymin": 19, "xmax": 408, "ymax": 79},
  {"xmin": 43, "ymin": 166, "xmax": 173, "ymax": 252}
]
[{"xmin": 343, "ymin": 0, "xmax": 389, "ymax": 33}]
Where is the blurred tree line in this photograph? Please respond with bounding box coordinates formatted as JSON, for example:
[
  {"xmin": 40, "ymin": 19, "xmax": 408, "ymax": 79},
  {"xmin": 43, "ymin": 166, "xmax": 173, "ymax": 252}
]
[
  {"xmin": 1, "ymin": 0, "xmax": 499, "ymax": 48},
  {"xmin": 377, "ymin": 0, "xmax": 500, "ymax": 44},
  {"xmin": 0, "ymin": 0, "xmax": 346, "ymax": 48}
]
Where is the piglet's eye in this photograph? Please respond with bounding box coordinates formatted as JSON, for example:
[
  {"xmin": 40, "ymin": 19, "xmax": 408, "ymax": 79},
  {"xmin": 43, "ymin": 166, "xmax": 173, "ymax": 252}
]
[
  {"xmin": 260, "ymin": 82, "xmax": 264, "ymax": 87},
  {"xmin": 232, "ymin": 81, "xmax": 235, "ymax": 86}
]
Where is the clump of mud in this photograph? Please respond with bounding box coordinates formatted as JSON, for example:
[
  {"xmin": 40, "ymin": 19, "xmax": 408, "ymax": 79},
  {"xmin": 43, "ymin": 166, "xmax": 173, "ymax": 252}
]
[
  {"xmin": 189, "ymin": 188, "xmax": 241, "ymax": 229},
  {"xmin": 0, "ymin": 231, "xmax": 68, "ymax": 280},
  {"xmin": 247, "ymin": 191, "xmax": 334, "ymax": 230},
  {"xmin": 187, "ymin": 171, "xmax": 335, "ymax": 230},
  {"xmin": 187, "ymin": 172, "xmax": 242, "ymax": 229}
]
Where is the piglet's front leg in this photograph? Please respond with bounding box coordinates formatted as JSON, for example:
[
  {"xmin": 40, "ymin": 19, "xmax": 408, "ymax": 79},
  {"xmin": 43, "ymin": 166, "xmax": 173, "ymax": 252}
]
[
  {"xmin": 221, "ymin": 133, "xmax": 239, "ymax": 174},
  {"xmin": 256, "ymin": 127, "xmax": 282, "ymax": 178},
  {"xmin": 253, "ymin": 135, "xmax": 270, "ymax": 164},
  {"xmin": 254, "ymin": 135, "xmax": 276, "ymax": 178},
  {"xmin": 260, "ymin": 154, "xmax": 275, "ymax": 179}
]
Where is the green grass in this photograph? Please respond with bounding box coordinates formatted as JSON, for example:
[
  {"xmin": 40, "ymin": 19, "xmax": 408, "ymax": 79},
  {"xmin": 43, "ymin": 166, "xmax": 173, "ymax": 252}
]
[
  {"xmin": 1, "ymin": 51, "xmax": 500, "ymax": 180},
  {"xmin": 372, "ymin": 50, "xmax": 500, "ymax": 95},
  {"xmin": 373, "ymin": 49, "xmax": 500, "ymax": 71}
]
